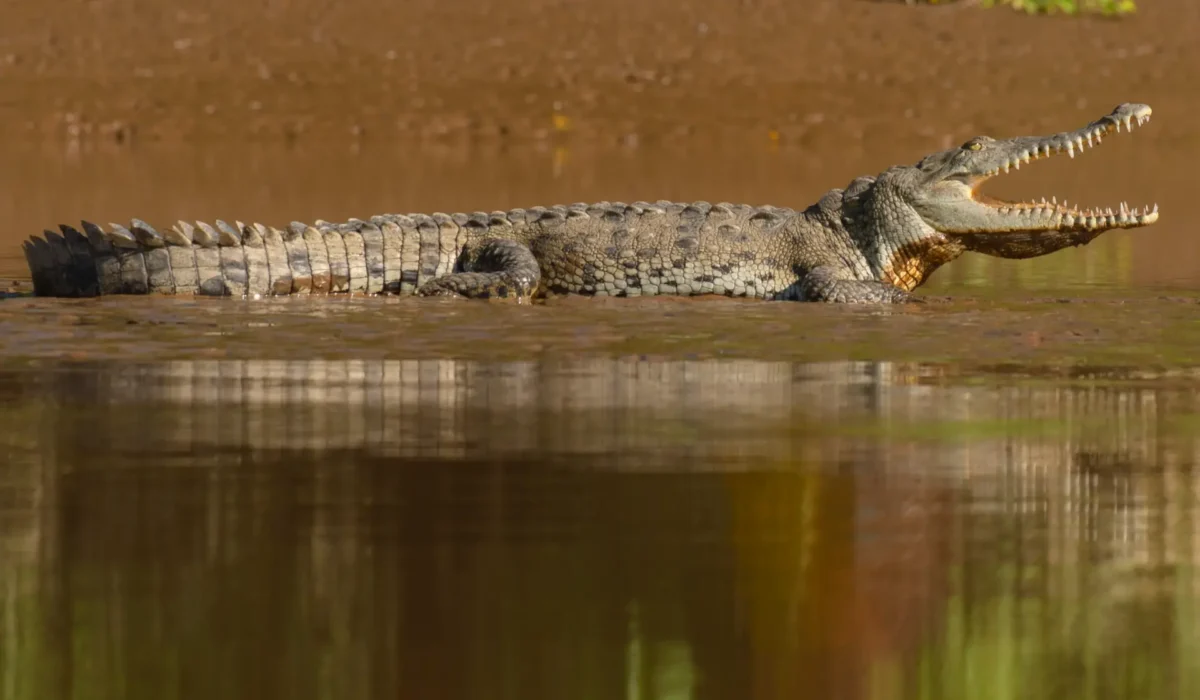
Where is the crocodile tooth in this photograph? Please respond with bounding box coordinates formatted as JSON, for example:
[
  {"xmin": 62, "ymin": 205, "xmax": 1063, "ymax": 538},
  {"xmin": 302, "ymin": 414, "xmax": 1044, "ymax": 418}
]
[
  {"xmin": 1085, "ymin": 133, "xmax": 1094, "ymax": 147},
  {"xmin": 1075, "ymin": 136, "xmax": 1085, "ymax": 151},
  {"xmin": 1066, "ymin": 142, "xmax": 1076, "ymax": 158},
  {"xmin": 1063, "ymin": 214, "xmax": 1076, "ymax": 227}
]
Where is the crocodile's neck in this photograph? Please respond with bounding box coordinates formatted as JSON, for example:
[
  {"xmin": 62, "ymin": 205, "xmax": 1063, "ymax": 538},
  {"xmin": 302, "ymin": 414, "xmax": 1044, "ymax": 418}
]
[{"xmin": 834, "ymin": 175, "xmax": 969, "ymax": 292}]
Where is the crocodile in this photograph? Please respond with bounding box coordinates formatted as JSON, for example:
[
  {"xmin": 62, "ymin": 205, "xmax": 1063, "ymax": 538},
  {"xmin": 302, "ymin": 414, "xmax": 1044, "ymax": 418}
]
[{"xmin": 22, "ymin": 103, "xmax": 1158, "ymax": 304}]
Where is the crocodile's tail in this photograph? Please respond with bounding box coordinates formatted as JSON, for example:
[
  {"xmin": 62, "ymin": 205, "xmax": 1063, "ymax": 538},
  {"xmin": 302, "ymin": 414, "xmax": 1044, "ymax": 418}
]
[{"xmin": 22, "ymin": 214, "xmax": 476, "ymax": 297}]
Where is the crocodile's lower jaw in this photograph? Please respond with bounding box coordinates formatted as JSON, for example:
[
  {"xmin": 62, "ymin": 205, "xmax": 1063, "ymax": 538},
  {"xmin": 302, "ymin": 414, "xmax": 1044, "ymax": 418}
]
[{"xmin": 979, "ymin": 199, "xmax": 1160, "ymax": 231}]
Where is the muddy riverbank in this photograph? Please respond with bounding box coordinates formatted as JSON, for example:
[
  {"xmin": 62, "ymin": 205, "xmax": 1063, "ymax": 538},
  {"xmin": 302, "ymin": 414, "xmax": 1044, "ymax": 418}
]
[{"xmin": 1, "ymin": 0, "xmax": 1198, "ymax": 148}]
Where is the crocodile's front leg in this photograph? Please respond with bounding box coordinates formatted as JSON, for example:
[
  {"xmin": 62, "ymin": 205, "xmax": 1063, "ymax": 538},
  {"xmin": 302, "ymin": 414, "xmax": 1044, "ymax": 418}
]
[
  {"xmin": 417, "ymin": 238, "xmax": 541, "ymax": 301},
  {"xmin": 797, "ymin": 266, "xmax": 920, "ymax": 304}
]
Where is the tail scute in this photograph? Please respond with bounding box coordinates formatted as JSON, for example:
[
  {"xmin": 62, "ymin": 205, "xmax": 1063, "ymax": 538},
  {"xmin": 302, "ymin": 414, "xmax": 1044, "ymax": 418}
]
[
  {"xmin": 23, "ymin": 237, "xmax": 57, "ymax": 297},
  {"xmin": 104, "ymin": 223, "xmax": 139, "ymax": 249},
  {"xmin": 59, "ymin": 225, "xmax": 101, "ymax": 297},
  {"xmin": 42, "ymin": 230, "xmax": 77, "ymax": 297}
]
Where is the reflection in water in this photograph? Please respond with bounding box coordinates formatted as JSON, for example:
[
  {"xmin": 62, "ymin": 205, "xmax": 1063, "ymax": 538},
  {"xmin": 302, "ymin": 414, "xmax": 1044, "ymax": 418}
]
[{"xmin": 1, "ymin": 358, "xmax": 1198, "ymax": 699}]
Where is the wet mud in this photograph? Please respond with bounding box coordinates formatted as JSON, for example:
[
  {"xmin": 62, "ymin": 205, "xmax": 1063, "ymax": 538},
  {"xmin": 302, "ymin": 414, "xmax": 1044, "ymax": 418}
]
[{"xmin": 0, "ymin": 291, "xmax": 1197, "ymax": 369}]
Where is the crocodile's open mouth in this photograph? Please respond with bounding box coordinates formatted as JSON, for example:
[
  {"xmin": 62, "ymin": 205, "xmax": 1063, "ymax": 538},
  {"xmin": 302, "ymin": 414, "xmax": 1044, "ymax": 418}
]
[{"xmin": 967, "ymin": 104, "xmax": 1158, "ymax": 230}]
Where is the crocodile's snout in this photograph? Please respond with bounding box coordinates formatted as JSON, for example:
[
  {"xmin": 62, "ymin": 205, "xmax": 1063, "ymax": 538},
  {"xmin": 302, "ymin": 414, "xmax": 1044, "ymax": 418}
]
[{"xmin": 960, "ymin": 102, "xmax": 1158, "ymax": 232}]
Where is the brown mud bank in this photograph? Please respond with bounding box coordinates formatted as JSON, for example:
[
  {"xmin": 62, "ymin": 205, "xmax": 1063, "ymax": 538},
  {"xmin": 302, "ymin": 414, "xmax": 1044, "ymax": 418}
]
[{"xmin": 0, "ymin": 0, "xmax": 1198, "ymax": 148}]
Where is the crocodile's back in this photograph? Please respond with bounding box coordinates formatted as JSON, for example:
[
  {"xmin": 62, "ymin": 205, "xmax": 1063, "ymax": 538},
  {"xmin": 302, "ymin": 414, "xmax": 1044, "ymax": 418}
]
[
  {"xmin": 514, "ymin": 200, "xmax": 803, "ymax": 298},
  {"xmin": 23, "ymin": 200, "xmax": 806, "ymax": 299}
]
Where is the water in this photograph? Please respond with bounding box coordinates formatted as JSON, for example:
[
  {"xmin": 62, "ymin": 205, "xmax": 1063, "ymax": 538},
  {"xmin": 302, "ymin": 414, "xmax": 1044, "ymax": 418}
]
[
  {"xmin": 1, "ymin": 358, "xmax": 1199, "ymax": 700},
  {"xmin": 1, "ymin": 138, "xmax": 1199, "ymax": 700}
]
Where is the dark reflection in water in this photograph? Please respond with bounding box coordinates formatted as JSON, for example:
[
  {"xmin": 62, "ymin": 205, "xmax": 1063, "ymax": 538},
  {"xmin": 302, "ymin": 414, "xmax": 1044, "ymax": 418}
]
[{"xmin": 1, "ymin": 358, "xmax": 1199, "ymax": 700}]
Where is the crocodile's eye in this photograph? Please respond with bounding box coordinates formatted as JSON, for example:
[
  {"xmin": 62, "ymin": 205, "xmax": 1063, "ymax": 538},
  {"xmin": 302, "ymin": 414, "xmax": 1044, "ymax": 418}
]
[{"xmin": 962, "ymin": 141, "xmax": 984, "ymax": 152}]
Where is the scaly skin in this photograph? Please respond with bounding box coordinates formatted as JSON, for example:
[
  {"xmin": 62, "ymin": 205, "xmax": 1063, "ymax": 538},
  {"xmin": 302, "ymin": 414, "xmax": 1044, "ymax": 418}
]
[{"xmin": 22, "ymin": 103, "xmax": 1160, "ymax": 304}]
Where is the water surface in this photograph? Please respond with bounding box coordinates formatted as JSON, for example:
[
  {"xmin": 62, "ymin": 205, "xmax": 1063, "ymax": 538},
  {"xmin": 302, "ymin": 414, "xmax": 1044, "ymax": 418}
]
[{"xmin": 2, "ymin": 358, "xmax": 1199, "ymax": 700}]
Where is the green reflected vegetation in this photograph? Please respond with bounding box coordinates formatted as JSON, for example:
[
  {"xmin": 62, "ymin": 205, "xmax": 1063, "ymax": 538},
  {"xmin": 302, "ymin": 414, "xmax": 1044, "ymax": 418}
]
[
  {"xmin": 912, "ymin": 0, "xmax": 1138, "ymax": 15},
  {"xmin": 981, "ymin": 0, "xmax": 1138, "ymax": 15},
  {"xmin": 866, "ymin": 568, "xmax": 1200, "ymax": 700}
]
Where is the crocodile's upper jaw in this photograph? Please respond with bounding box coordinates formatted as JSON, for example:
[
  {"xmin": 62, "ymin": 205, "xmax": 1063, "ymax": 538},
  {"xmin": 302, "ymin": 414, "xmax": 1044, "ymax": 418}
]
[{"xmin": 904, "ymin": 103, "xmax": 1159, "ymax": 238}]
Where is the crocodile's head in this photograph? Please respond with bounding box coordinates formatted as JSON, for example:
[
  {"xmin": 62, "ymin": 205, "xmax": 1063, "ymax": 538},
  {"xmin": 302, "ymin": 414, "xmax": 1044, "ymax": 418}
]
[{"xmin": 856, "ymin": 103, "xmax": 1159, "ymax": 290}]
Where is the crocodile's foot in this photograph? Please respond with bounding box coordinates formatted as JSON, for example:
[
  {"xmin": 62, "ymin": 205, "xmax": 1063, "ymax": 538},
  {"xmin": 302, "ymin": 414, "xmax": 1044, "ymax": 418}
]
[
  {"xmin": 417, "ymin": 271, "xmax": 538, "ymax": 301},
  {"xmin": 416, "ymin": 238, "xmax": 541, "ymax": 302},
  {"xmin": 797, "ymin": 266, "xmax": 921, "ymax": 304}
]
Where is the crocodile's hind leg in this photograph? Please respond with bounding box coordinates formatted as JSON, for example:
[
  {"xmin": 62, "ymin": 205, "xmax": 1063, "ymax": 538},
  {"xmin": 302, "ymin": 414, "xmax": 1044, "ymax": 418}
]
[{"xmin": 417, "ymin": 238, "xmax": 541, "ymax": 302}]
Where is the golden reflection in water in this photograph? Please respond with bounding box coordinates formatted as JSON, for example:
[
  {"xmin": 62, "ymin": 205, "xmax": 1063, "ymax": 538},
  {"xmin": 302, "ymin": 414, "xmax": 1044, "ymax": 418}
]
[{"xmin": 0, "ymin": 358, "xmax": 1198, "ymax": 700}]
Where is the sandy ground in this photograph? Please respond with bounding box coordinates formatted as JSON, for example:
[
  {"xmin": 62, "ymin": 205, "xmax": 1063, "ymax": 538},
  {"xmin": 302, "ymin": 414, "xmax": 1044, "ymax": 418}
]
[{"xmin": 1, "ymin": 0, "xmax": 1198, "ymax": 148}]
